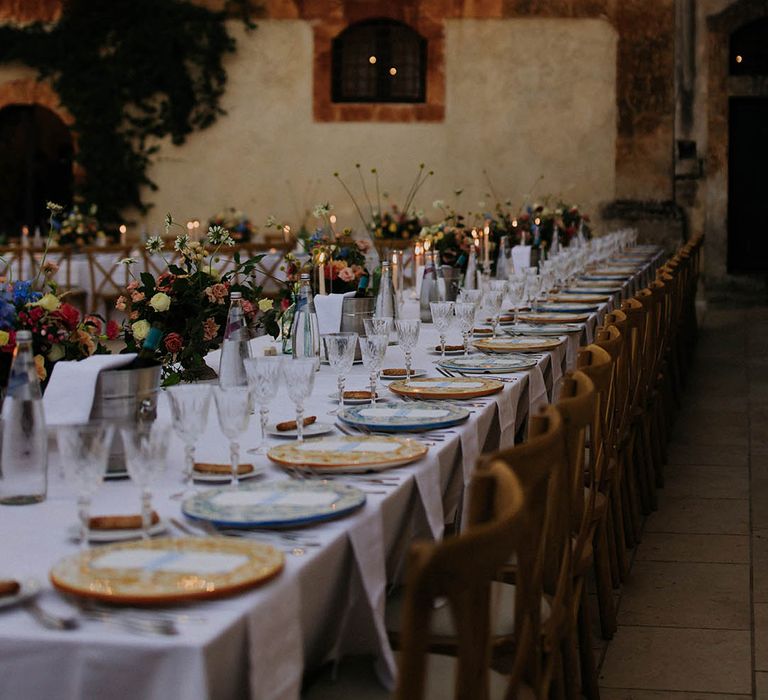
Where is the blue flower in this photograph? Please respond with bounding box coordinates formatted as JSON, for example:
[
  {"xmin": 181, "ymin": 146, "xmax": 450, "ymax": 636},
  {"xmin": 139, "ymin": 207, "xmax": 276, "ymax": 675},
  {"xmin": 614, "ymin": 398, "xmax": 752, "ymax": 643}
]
[{"xmin": 11, "ymin": 281, "xmax": 41, "ymax": 306}]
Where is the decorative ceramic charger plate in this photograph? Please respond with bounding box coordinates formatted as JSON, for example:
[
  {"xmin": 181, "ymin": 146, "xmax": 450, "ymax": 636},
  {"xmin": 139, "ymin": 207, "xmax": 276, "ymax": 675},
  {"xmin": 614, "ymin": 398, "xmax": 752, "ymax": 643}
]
[
  {"xmin": 517, "ymin": 312, "xmax": 592, "ymax": 324},
  {"xmin": 266, "ymin": 422, "xmax": 335, "ymax": 439},
  {"xmin": 590, "ymin": 267, "xmax": 638, "ymax": 275},
  {"xmin": 484, "ymin": 314, "xmax": 518, "ymax": 326},
  {"xmin": 0, "ymin": 578, "xmax": 40, "ymax": 610},
  {"xmin": 437, "ymin": 354, "xmax": 538, "ymax": 374},
  {"xmin": 379, "ymin": 368, "xmax": 427, "ymax": 381},
  {"xmin": 548, "ymin": 294, "xmax": 610, "ymax": 304},
  {"xmin": 50, "ymin": 537, "xmax": 284, "ymax": 605},
  {"xmin": 564, "ymin": 285, "xmax": 623, "ymax": 294},
  {"xmin": 507, "ymin": 323, "xmax": 583, "ymax": 336},
  {"xmin": 268, "ymin": 436, "xmax": 427, "ymax": 473},
  {"xmin": 580, "ymin": 274, "xmax": 630, "ymax": 282},
  {"xmin": 388, "ymin": 377, "xmax": 504, "ymax": 400},
  {"xmin": 338, "ymin": 402, "xmax": 470, "ymax": 432},
  {"xmin": 473, "ymin": 336, "xmax": 563, "ymax": 353},
  {"xmin": 533, "ymin": 302, "xmax": 600, "ymax": 313}
]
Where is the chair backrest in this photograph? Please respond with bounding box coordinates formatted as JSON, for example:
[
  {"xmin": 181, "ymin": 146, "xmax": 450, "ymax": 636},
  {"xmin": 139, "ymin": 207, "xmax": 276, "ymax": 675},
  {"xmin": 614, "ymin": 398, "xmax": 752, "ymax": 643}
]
[
  {"xmin": 619, "ymin": 297, "xmax": 645, "ymax": 412},
  {"xmin": 396, "ymin": 461, "xmax": 526, "ymax": 700},
  {"xmin": 0, "ymin": 245, "xmax": 25, "ymax": 283},
  {"xmin": 85, "ymin": 245, "xmax": 135, "ymax": 314},
  {"xmin": 554, "ymin": 371, "xmax": 596, "ymax": 566}
]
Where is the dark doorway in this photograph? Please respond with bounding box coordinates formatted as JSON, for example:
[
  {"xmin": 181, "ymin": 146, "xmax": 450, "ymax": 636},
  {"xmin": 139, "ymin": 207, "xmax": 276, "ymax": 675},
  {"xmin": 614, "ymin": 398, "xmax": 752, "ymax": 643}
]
[
  {"xmin": 0, "ymin": 104, "xmax": 74, "ymax": 241},
  {"xmin": 728, "ymin": 97, "xmax": 768, "ymax": 272}
]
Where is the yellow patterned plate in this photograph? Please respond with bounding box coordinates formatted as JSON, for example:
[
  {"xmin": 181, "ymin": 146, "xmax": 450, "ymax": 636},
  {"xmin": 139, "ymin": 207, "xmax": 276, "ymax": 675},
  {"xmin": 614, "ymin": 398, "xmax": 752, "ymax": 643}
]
[
  {"xmin": 548, "ymin": 294, "xmax": 610, "ymax": 304},
  {"xmin": 472, "ymin": 336, "xmax": 564, "ymax": 353},
  {"xmin": 388, "ymin": 376, "xmax": 504, "ymax": 400},
  {"xmin": 517, "ymin": 312, "xmax": 591, "ymax": 324},
  {"xmin": 50, "ymin": 537, "xmax": 284, "ymax": 605},
  {"xmin": 268, "ymin": 435, "xmax": 428, "ymax": 473}
]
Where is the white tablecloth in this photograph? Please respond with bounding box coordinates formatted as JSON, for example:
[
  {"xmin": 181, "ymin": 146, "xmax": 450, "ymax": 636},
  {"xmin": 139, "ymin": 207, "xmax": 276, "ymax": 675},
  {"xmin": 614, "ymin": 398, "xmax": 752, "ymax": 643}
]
[{"xmin": 0, "ymin": 249, "xmax": 662, "ymax": 700}]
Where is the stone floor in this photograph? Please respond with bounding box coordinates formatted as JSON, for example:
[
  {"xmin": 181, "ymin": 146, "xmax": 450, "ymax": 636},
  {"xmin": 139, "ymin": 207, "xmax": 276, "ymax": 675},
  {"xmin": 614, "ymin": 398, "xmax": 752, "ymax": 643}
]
[{"xmin": 596, "ymin": 306, "xmax": 767, "ymax": 699}]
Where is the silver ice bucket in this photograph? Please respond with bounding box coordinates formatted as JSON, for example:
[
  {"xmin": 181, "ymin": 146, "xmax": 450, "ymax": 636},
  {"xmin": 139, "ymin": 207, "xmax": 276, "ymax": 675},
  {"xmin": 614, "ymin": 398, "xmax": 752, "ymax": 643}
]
[
  {"xmin": 441, "ymin": 266, "xmax": 462, "ymax": 301},
  {"xmin": 90, "ymin": 363, "xmax": 162, "ymax": 475},
  {"xmin": 340, "ymin": 297, "xmax": 375, "ymax": 361}
]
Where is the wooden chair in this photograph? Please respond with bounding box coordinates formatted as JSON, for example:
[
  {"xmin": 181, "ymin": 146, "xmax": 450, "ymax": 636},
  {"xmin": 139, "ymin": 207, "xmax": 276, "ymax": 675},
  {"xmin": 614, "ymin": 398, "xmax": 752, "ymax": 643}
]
[
  {"xmin": 0, "ymin": 245, "xmax": 26, "ymax": 283},
  {"xmin": 85, "ymin": 245, "xmax": 135, "ymax": 318},
  {"xmin": 304, "ymin": 461, "xmax": 539, "ymax": 700},
  {"xmin": 25, "ymin": 247, "xmax": 87, "ymax": 312}
]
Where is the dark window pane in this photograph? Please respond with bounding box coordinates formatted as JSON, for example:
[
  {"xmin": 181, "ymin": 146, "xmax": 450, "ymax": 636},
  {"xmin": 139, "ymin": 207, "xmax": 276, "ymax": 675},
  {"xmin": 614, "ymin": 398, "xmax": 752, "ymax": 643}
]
[
  {"xmin": 332, "ymin": 19, "xmax": 427, "ymax": 103},
  {"xmin": 731, "ymin": 18, "xmax": 768, "ymax": 75}
]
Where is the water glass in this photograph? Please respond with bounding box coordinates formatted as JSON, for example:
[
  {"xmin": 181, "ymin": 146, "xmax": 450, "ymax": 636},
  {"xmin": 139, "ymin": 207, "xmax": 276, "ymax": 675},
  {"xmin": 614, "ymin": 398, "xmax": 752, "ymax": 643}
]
[
  {"xmin": 121, "ymin": 423, "xmax": 170, "ymax": 538},
  {"xmin": 57, "ymin": 423, "xmax": 114, "ymax": 546},
  {"xmin": 507, "ymin": 274, "xmax": 526, "ymax": 326},
  {"xmin": 322, "ymin": 332, "xmax": 358, "ymax": 414},
  {"xmin": 454, "ymin": 302, "xmax": 476, "ymax": 356},
  {"xmin": 213, "ymin": 385, "xmax": 252, "ymax": 484},
  {"xmin": 483, "ymin": 291, "xmax": 504, "ymax": 337},
  {"xmin": 430, "ymin": 301, "xmax": 455, "ymax": 357},
  {"xmin": 458, "ymin": 289, "xmax": 483, "ymax": 309},
  {"xmin": 244, "ymin": 356, "xmax": 283, "ymax": 453},
  {"xmin": 395, "ymin": 318, "xmax": 421, "ymax": 385},
  {"xmin": 359, "ymin": 334, "xmax": 388, "ymax": 405},
  {"xmin": 282, "ymin": 358, "xmax": 317, "ymax": 441},
  {"xmin": 364, "ymin": 317, "xmax": 394, "ymax": 339},
  {"xmin": 166, "ymin": 384, "xmax": 212, "ymax": 481}
]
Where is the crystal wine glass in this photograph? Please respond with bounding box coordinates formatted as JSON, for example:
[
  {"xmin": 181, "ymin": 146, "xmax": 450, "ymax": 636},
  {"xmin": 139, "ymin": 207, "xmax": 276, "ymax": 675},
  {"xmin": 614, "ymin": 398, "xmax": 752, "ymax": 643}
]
[
  {"xmin": 244, "ymin": 356, "xmax": 283, "ymax": 453},
  {"xmin": 483, "ymin": 291, "xmax": 504, "ymax": 338},
  {"xmin": 359, "ymin": 334, "xmax": 388, "ymax": 405},
  {"xmin": 364, "ymin": 317, "xmax": 394, "ymax": 339},
  {"xmin": 454, "ymin": 302, "xmax": 476, "ymax": 356},
  {"xmin": 166, "ymin": 384, "xmax": 212, "ymax": 481},
  {"xmin": 430, "ymin": 301, "xmax": 455, "ymax": 357},
  {"xmin": 395, "ymin": 318, "xmax": 421, "ymax": 385},
  {"xmin": 213, "ymin": 385, "xmax": 252, "ymax": 485},
  {"xmin": 120, "ymin": 422, "xmax": 170, "ymax": 538},
  {"xmin": 282, "ymin": 358, "xmax": 317, "ymax": 442},
  {"xmin": 57, "ymin": 423, "xmax": 114, "ymax": 546},
  {"xmin": 458, "ymin": 289, "xmax": 483, "ymax": 309},
  {"xmin": 322, "ymin": 332, "xmax": 358, "ymax": 415},
  {"xmin": 507, "ymin": 274, "xmax": 526, "ymax": 328}
]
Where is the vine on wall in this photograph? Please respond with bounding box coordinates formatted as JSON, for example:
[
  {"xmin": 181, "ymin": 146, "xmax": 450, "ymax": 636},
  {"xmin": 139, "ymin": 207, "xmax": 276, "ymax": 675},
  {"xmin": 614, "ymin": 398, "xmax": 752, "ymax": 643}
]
[{"xmin": 0, "ymin": 0, "xmax": 254, "ymax": 220}]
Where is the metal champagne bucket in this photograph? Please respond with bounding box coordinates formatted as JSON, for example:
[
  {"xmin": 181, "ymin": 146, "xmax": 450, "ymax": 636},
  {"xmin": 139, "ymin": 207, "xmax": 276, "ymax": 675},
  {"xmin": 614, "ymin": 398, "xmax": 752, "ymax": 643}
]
[
  {"xmin": 90, "ymin": 363, "xmax": 162, "ymax": 474},
  {"xmin": 340, "ymin": 296, "xmax": 375, "ymax": 360},
  {"xmin": 441, "ymin": 266, "xmax": 462, "ymax": 301}
]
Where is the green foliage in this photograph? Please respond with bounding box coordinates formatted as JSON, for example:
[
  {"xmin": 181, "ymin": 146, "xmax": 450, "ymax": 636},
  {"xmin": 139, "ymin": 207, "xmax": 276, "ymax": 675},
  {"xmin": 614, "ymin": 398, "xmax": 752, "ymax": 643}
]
[{"xmin": 0, "ymin": 0, "xmax": 252, "ymax": 220}]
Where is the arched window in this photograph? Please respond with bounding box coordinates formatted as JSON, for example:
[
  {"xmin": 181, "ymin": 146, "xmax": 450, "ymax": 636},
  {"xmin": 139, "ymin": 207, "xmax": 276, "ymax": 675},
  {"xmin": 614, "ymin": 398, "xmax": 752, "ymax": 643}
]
[
  {"xmin": 730, "ymin": 18, "xmax": 768, "ymax": 75},
  {"xmin": 331, "ymin": 19, "xmax": 427, "ymax": 103}
]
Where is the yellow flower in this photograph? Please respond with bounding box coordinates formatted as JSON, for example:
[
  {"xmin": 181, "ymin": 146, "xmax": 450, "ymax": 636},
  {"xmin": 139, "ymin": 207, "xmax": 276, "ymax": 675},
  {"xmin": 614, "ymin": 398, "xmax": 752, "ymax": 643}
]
[
  {"xmin": 388, "ymin": 223, "xmax": 397, "ymax": 233},
  {"xmin": 47, "ymin": 344, "xmax": 65, "ymax": 362},
  {"xmin": 202, "ymin": 265, "xmax": 220, "ymax": 280},
  {"xmin": 0, "ymin": 331, "xmax": 9, "ymax": 347},
  {"xmin": 149, "ymin": 292, "xmax": 171, "ymax": 312},
  {"xmin": 131, "ymin": 319, "xmax": 150, "ymax": 341},
  {"xmin": 258, "ymin": 298, "xmax": 273, "ymax": 312},
  {"xmin": 34, "ymin": 355, "xmax": 47, "ymax": 382},
  {"xmin": 35, "ymin": 293, "xmax": 60, "ymax": 312}
]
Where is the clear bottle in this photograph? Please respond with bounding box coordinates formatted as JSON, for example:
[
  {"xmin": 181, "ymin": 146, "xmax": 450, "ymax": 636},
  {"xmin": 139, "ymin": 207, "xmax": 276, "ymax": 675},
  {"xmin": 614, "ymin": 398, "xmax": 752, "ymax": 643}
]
[
  {"xmin": 291, "ymin": 273, "xmax": 320, "ymax": 369},
  {"xmin": 464, "ymin": 245, "xmax": 478, "ymax": 289},
  {"xmin": 0, "ymin": 331, "xmax": 47, "ymax": 505},
  {"xmin": 219, "ymin": 291, "xmax": 252, "ymax": 387},
  {"xmin": 419, "ymin": 251, "xmax": 444, "ymax": 322},
  {"xmin": 374, "ymin": 260, "xmax": 397, "ymax": 319}
]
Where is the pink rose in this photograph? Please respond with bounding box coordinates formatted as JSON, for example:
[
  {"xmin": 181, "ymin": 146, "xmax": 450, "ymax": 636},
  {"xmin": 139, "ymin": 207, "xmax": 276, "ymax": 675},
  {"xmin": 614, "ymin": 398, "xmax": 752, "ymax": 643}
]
[
  {"xmin": 115, "ymin": 296, "xmax": 127, "ymax": 311},
  {"xmin": 131, "ymin": 291, "xmax": 145, "ymax": 303},
  {"xmin": 126, "ymin": 280, "xmax": 139, "ymax": 291},
  {"xmin": 241, "ymin": 300, "xmax": 255, "ymax": 316},
  {"xmin": 164, "ymin": 332, "xmax": 183, "ymax": 354},
  {"xmin": 202, "ymin": 317, "xmax": 220, "ymax": 341},
  {"xmin": 338, "ymin": 266, "xmax": 355, "ymax": 283},
  {"xmin": 106, "ymin": 319, "xmax": 120, "ymax": 340},
  {"xmin": 204, "ymin": 283, "xmax": 229, "ymax": 304}
]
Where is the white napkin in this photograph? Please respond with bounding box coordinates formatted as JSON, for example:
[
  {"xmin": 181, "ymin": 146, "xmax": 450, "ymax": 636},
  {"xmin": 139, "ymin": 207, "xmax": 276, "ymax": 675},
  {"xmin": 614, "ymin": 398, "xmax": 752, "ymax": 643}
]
[
  {"xmin": 43, "ymin": 353, "xmax": 137, "ymax": 426},
  {"xmin": 511, "ymin": 245, "xmax": 532, "ymax": 273},
  {"xmin": 315, "ymin": 291, "xmax": 356, "ymax": 335}
]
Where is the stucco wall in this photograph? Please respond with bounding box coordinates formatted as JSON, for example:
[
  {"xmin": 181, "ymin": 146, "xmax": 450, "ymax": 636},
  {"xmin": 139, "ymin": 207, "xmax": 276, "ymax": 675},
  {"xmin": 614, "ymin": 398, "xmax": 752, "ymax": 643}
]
[{"xmin": 134, "ymin": 18, "xmax": 617, "ymax": 234}]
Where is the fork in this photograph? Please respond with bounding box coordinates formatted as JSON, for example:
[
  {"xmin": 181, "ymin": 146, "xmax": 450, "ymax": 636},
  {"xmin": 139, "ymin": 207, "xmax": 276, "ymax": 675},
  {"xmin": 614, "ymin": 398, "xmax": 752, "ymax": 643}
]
[{"xmin": 24, "ymin": 599, "xmax": 79, "ymax": 631}]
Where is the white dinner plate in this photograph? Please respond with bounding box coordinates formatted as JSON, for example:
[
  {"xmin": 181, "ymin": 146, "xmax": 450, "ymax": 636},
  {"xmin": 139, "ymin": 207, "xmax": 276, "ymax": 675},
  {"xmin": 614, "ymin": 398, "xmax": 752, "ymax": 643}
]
[
  {"xmin": 193, "ymin": 466, "xmax": 266, "ymax": 484},
  {"xmin": 67, "ymin": 519, "xmax": 168, "ymax": 543},
  {"xmin": 427, "ymin": 347, "xmax": 468, "ymax": 356},
  {"xmin": 378, "ymin": 368, "xmax": 427, "ymax": 381},
  {"xmin": 0, "ymin": 578, "xmax": 40, "ymax": 610},
  {"xmin": 266, "ymin": 422, "xmax": 335, "ymax": 439}
]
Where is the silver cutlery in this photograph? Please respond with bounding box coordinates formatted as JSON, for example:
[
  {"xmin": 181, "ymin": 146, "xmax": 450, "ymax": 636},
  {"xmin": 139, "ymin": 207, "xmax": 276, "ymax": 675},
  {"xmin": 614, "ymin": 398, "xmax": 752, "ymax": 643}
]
[
  {"xmin": 78, "ymin": 603, "xmax": 178, "ymax": 636},
  {"xmin": 24, "ymin": 599, "xmax": 79, "ymax": 631}
]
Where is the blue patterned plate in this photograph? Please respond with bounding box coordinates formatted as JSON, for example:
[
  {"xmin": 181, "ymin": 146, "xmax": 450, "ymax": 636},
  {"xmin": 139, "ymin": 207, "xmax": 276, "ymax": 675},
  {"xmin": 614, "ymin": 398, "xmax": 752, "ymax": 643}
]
[
  {"xmin": 437, "ymin": 354, "xmax": 538, "ymax": 374},
  {"xmin": 562, "ymin": 286, "xmax": 622, "ymax": 294},
  {"xmin": 533, "ymin": 302, "xmax": 600, "ymax": 313},
  {"xmin": 510, "ymin": 323, "xmax": 582, "ymax": 336},
  {"xmin": 182, "ymin": 481, "xmax": 366, "ymax": 528},
  {"xmin": 580, "ymin": 274, "xmax": 629, "ymax": 281},
  {"xmin": 339, "ymin": 402, "xmax": 470, "ymax": 432}
]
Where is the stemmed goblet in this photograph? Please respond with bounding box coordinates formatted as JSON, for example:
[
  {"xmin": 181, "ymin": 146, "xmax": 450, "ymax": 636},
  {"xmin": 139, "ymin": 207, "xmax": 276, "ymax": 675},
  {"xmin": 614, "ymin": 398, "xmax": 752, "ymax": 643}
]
[
  {"xmin": 282, "ymin": 358, "xmax": 317, "ymax": 442},
  {"xmin": 166, "ymin": 384, "xmax": 212, "ymax": 481},
  {"xmin": 359, "ymin": 334, "xmax": 388, "ymax": 405},
  {"xmin": 57, "ymin": 423, "xmax": 114, "ymax": 546},
  {"xmin": 507, "ymin": 274, "xmax": 526, "ymax": 328},
  {"xmin": 454, "ymin": 302, "xmax": 476, "ymax": 356},
  {"xmin": 430, "ymin": 301, "xmax": 455, "ymax": 357},
  {"xmin": 395, "ymin": 318, "xmax": 421, "ymax": 385},
  {"xmin": 213, "ymin": 385, "xmax": 252, "ymax": 485},
  {"xmin": 244, "ymin": 356, "xmax": 283, "ymax": 454},
  {"xmin": 120, "ymin": 422, "xmax": 170, "ymax": 538},
  {"xmin": 322, "ymin": 332, "xmax": 358, "ymax": 415},
  {"xmin": 483, "ymin": 291, "xmax": 504, "ymax": 338},
  {"xmin": 364, "ymin": 317, "xmax": 394, "ymax": 339}
]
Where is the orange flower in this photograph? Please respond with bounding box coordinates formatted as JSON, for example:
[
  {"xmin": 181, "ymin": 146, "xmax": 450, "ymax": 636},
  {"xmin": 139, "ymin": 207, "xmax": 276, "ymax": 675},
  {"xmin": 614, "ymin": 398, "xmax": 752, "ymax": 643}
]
[{"xmin": 34, "ymin": 355, "xmax": 47, "ymax": 382}]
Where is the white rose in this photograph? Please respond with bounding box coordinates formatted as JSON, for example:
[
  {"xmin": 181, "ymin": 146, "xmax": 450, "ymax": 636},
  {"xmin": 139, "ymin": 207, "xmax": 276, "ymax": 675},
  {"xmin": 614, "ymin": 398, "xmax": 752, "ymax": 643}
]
[
  {"xmin": 132, "ymin": 320, "xmax": 150, "ymax": 341},
  {"xmin": 149, "ymin": 292, "xmax": 171, "ymax": 312}
]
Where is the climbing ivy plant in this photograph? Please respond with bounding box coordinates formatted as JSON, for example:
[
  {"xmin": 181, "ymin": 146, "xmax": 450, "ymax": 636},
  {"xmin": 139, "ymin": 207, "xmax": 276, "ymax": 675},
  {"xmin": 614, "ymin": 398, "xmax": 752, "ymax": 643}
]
[{"xmin": 0, "ymin": 0, "xmax": 254, "ymax": 221}]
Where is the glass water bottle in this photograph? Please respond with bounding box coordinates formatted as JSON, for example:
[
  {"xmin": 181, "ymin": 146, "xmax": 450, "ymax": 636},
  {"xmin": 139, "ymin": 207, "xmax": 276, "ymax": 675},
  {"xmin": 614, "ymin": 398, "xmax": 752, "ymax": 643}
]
[
  {"xmin": 291, "ymin": 273, "xmax": 320, "ymax": 369},
  {"xmin": 219, "ymin": 291, "xmax": 252, "ymax": 387},
  {"xmin": 374, "ymin": 260, "xmax": 397, "ymax": 319}
]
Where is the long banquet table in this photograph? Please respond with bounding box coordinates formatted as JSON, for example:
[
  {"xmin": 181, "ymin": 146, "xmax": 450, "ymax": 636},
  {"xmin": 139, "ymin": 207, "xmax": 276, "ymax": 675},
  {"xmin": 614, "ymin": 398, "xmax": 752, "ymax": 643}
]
[{"xmin": 0, "ymin": 248, "xmax": 661, "ymax": 700}]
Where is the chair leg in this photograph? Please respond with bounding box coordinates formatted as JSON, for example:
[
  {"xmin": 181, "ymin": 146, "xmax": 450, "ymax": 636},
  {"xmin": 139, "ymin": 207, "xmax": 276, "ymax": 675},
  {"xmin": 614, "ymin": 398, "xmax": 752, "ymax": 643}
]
[
  {"xmin": 620, "ymin": 445, "xmax": 642, "ymax": 546},
  {"xmin": 604, "ymin": 500, "xmax": 621, "ymax": 587},
  {"xmin": 639, "ymin": 414, "xmax": 659, "ymax": 510},
  {"xmin": 593, "ymin": 521, "xmax": 617, "ymax": 639},
  {"xmin": 577, "ymin": 586, "xmax": 601, "ymax": 700},
  {"xmin": 610, "ymin": 471, "xmax": 630, "ymax": 581}
]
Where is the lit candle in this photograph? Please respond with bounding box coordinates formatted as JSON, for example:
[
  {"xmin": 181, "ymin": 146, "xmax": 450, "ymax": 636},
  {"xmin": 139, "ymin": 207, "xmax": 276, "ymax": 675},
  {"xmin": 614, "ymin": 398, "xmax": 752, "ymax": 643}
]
[
  {"xmin": 391, "ymin": 251, "xmax": 399, "ymax": 293},
  {"xmin": 119, "ymin": 224, "xmax": 127, "ymax": 245},
  {"xmin": 483, "ymin": 223, "xmax": 491, "ymax": 268},
  {"xmin": 318, "ymin": 252, "xmax": 326, "ymax": 295},
  {"xmin": 283, "ymin": 225, "xmax": 291, "ymax": 245}
]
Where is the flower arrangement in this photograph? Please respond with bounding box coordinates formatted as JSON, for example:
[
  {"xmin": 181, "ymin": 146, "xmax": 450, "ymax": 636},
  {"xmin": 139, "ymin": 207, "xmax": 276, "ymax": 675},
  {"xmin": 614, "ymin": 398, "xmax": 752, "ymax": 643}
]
[
  {"xmin": 507, "ymin": 201, "xmax": 592, "ymax": 250},
  {"xmin": 53, "ymin": 203, "xmax": 110, "ymax": 247},
  {"xmin": 118, "ymin": 215, "xmax": 280, "ymax": 385},
  {"xmin": 419, "ymin": 192, "xmax": 481, "ymax": 270},
  {"xmin": 334, "ymin": 163, "xmax": 432, "ymax": 242},
  {"xmin": 0, "ymin": 203, "xmax": 113, "ymax": 387},
  {"xmin": 208, "ymin": 207, "xmax": 257, "ymax": 243}
]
